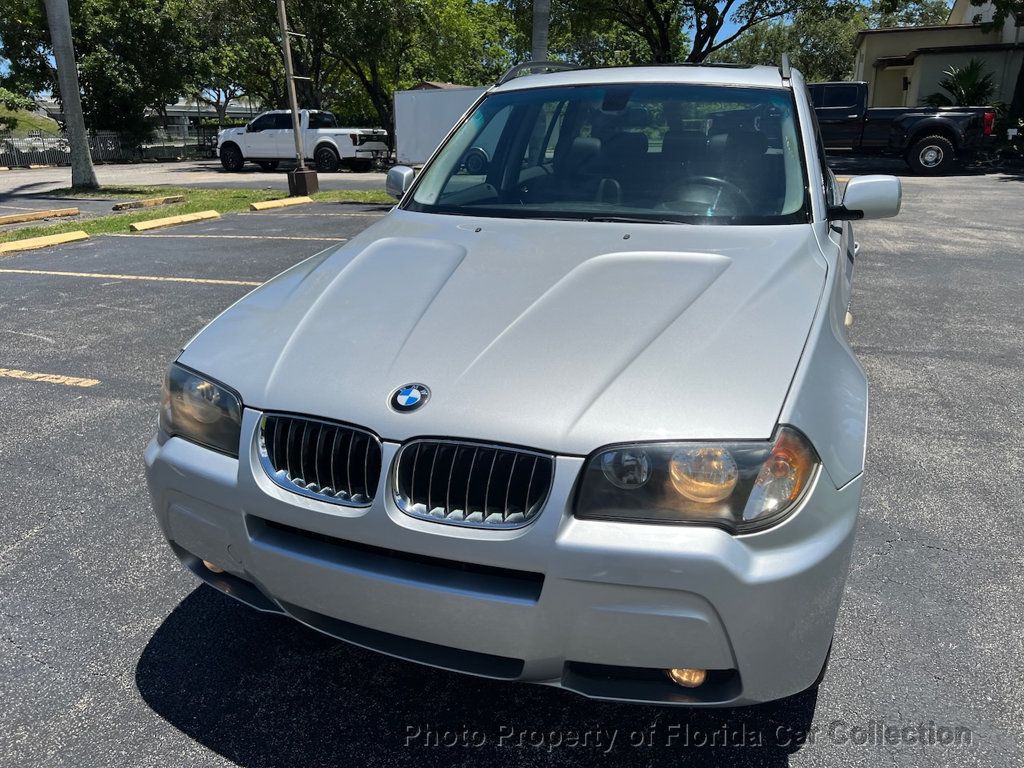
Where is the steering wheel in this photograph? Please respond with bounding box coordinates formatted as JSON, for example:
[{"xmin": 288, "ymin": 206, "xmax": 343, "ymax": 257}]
[{"xmin": 667, "ymin": 175, "xmax": 754, "ymax": 216}]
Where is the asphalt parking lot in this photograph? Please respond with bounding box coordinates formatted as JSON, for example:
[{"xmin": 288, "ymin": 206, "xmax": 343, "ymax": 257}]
[{"xmin": 1, "ymin": 169, "xmax": 1022, "ymax": 768}]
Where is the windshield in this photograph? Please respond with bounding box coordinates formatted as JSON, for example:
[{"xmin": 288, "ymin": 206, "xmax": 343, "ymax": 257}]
[{"xmin": 405, "ymin": 83, "xmax": 809, "ymax": 225}]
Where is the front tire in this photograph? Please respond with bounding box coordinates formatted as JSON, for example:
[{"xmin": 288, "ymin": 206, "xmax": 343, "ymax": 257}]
[
  {"xmin": 314, "ymin": 145, "xmax": 340, "ymax": 173},
  {"xmin": 219, "ymin": 144, "xmax": 245, "ymax": 172},
  {"xmin": 906, "ymin": 135, "xmax": 956, "ymax": 175},
  {"xmin": 257, "ymin": 160, "xmax": 279, "ymax": 172}
]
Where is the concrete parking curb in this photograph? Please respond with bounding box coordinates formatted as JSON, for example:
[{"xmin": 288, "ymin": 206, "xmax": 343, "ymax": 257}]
[
  {"xmin": 0, "ymin": 207, "xmax": 80, "ymax": 226},
  {"xmin": 112, "ymin": 195, "xmax": 186, "ymax": 211},
  {"xmin": 0, "ymin": 230, "xmax": 89, "ymax": 254},
  {"xmin": 130, "ymin": 210, "xmax": 220, "ymax": 232},
  {"xmin": 249, "ymin": 196, "xmax": 313, "ymax": 211}
]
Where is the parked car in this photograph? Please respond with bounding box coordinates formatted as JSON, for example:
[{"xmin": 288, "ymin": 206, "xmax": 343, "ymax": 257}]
[
  {"xmin": 217, "ymin": 109, "xmax": 388, "ymax": 172},
  {"xmin": 809, "ymin": 81, "xmax": 996, "ymax": 174},
  {"xmin": 146, "ymin": 61, "xmax": 901, "ymax": 706}
]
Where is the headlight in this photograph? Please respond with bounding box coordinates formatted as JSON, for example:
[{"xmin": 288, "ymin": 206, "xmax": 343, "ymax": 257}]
[
  {"xmin": 159, "ymin": 363, "xmax": 242, "ymax": 457},
  {"xmin": 575, "ymin": 426, "xmax": 818, "ymax": 533}
]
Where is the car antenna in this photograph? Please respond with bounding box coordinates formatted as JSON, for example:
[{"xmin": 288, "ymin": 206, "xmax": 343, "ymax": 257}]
[{"xmin": 780, "ymin": 53, "xmax": 792, "ymax": 83}]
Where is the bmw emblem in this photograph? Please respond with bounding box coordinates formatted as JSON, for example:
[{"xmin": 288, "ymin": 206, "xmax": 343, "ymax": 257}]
[{"xmin": 391, "ymin": 383, "xmax": 430, "ymax": 412}]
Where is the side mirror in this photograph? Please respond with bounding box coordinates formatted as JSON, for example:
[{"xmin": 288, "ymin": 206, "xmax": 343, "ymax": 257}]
[
  {"xmin": 246, "ymin": 123, "xmax": 258, "ymax": 133},
  {"xmin": 829, "ymin": 175, "xmax": 901, "ymax": 221},
  {"xmin": 386, "ymin": 165, "xmax": 415, "ymax": 199}
]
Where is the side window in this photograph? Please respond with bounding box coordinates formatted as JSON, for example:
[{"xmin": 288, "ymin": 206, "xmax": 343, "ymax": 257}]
[
  {"xmin": 524, "ymin": 100, "xmax": 567, "ymax": 167},
  {"xmin": 309, "ymin": 112, "xmax": 337, "ymax": 129},
  {"xmin": 823, "ymin": 85, "xmax": 858, "ymax": 109},
  {"xmin": 808, "ymin": 85, "xmax": 824, "ymax": 106},
  {"xmin": 272, "ymin": 113, "xmax": 293, "ymax": 130},
  {"xmin": 249, "ymin": 114, "xmax": 274, "ymax": 132}
]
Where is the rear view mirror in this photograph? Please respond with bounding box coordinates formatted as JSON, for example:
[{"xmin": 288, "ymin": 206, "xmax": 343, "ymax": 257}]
[
  {"xmin": 386, "ymin": 165, "xmax": 415, "ymax": 199},
  {"xmin": 829, "ymin": 175, "xmax": 901, "ymax": 221}
]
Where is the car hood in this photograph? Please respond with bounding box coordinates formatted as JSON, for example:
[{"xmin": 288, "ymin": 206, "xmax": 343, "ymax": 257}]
[{"xmin": 180, "ymin": 210, "xmax": 827, "ymax": 455}]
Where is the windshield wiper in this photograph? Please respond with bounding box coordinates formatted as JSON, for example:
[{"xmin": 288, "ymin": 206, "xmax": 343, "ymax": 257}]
[{"xmin": 585, "ymin": 215, "xmax": 688, "ymax": 225}]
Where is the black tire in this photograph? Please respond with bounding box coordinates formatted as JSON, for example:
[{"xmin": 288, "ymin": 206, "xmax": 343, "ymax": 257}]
[
  {"xmin": 257, "ymin": 160, "xmax": 279, "ymax": 172},
  {"xmin": 219, "ymin": 143, "xmax": 245, "ymax": 172},
  {"xmin": 906, "ymin": 134, "xmax": 956, "ymax": 175},
  {"xmin": 314, "ymin": 145, "xmax": 340, "ymax": 173}
]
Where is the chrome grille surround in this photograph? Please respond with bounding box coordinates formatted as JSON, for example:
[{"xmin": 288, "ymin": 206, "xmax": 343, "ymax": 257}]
[
  {"xmin": 393, "ymin": 439, "xmax": 554, "ymax": 529},
  {"xmin": 258, "ymin": 413, "xmax": 383, "ymax": 507}
]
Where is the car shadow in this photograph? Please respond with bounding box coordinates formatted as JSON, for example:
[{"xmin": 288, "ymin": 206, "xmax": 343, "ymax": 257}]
[
  {"xmin": 136, "ymin": 586, "xmax": 819, "ymax": 767},
  {"xmin": 825, "ymin": 151, "xmax": 1020, "ymax": 179}
]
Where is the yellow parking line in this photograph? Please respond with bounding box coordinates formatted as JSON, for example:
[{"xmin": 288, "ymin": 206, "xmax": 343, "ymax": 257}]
[
  {"xmin": 0, "ymin": 268, "xmax": 261, "ymax": 287},
  {"xmin": 107, "ymin": 233, "xmax": 346, "ymax": 241},
  {"xmin": 0, "ymin": 367, "xmax": 99, "ymax": 388}
]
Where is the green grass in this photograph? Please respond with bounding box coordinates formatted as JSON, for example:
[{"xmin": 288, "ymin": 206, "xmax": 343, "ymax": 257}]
[
  {"xmin": 0, "ymin": 185, "xmax": 392, "ymax": 244},
  {"xmin": 0, "ymin": 106, "xmax": 61, "ymax": 137}
]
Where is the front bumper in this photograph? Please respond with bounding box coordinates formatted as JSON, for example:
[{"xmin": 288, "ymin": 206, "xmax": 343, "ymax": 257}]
[{"xmin": 145, "ymin": 408, "xmax": 860, "ymax": 706}]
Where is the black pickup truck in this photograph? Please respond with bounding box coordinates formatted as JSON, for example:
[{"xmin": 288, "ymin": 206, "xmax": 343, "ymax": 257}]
[{"xmin": 809, "ymin": 81, "xmax": 996, "ymax": 174}]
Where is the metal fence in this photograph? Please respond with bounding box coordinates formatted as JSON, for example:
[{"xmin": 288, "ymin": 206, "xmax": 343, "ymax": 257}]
[{"xmin": 0, "ymin": 126, "xmax": 220, "ymax": 167}]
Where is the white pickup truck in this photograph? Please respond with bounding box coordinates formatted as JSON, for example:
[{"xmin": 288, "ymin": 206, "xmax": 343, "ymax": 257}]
[{"xmin": 217, "ymin": 109, "xmax": 389, "ymax": 172}]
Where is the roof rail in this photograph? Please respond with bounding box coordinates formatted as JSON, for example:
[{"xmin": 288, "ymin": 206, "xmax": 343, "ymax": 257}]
[
  {"xmin": 497, "ymin": 60, "xmax": 579, "ymax": 86},
  {"xmin": 780, "ymin": 53, "xmax": 792, "ymax": 83}
]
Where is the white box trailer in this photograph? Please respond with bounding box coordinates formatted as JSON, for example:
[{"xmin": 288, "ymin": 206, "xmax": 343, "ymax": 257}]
[{"xmin": 393, "ymin": 87, "xmax": 486, "ymax": 166}]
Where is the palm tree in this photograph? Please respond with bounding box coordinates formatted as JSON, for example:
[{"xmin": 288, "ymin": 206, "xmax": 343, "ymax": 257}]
[
  {"xmin": 43, "ymin": 0, "xmax": 98, "ymax": 188},
  {"xmin": 532, "ymin": 0, "xmax": 550, "ymax": 61},
  {"xmin": 924, "ymin": 59, "xmax": 998, "ymax": 107}
]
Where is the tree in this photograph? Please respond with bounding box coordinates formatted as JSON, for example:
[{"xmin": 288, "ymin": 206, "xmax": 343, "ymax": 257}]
[
  {"xmin": 502, "ymin": 0, "xmax": 655, "ymax": 65},
  {"xmin": 189, "ymin": 2, "xmax": 263, "ymax": 122},
  {"xmin": 924, "ymin": 58, "xmax": 998, "ymax": 106},
  {"xmin": 710, "ymin": 1, "xmax": 955, "ymax": 81},
  {"xmin": 75, "ymin": 0, "xmax": 205, "ymax": 138},
  {"xmin": 1, "ymin": 0, "xmax": 205, "ymax": 140},
  {"xmin": 0, "ymin": 86, "xmax": 36, "ymax": 131},
  {"xmin": 274, "ymin": 0, "xmax": 514, "ymax": 140},
  {"xmin": 709, "ymin": 4, "xmax": 867, "ymax": 81},
  {"xmin": 871, "ymin": 0, "xmax": 951, "ymax": 25},
  {"xmin": 43, "ymin": 0, "xmax": 97, "ymax": 188}
]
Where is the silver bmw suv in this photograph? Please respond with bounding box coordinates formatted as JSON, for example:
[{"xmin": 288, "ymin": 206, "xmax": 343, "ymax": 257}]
[{"xmin": 145, "ymin": 62, "xmax": 900, "ymax": 706}]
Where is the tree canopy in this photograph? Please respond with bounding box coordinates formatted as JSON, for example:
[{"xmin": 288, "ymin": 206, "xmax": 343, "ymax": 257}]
[{"xmin": 0, "ymin": 0, "xmax": 968, "ymax": 138}]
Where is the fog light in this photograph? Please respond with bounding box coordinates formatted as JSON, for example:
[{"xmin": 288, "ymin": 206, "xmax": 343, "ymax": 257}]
[
  {"xmin": 666, "ymin": 667, "xmax": 706, "ymax": 688},
  {"xmin": 202, "ymin": 559, "xmax": 225, "ymax": 574}
]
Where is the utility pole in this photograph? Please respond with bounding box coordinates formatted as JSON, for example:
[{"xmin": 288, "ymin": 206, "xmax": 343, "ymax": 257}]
[
  {"xmin": 275, "ymin": 0, "xmax": 318, "ymax": 195},
  {"xmin": 532, "ymin": 0, "xmax": 550, "ymax": 62},
  {"xmin": 43, "ymin": 0, "xmax": 97, "ymax": 189}
]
